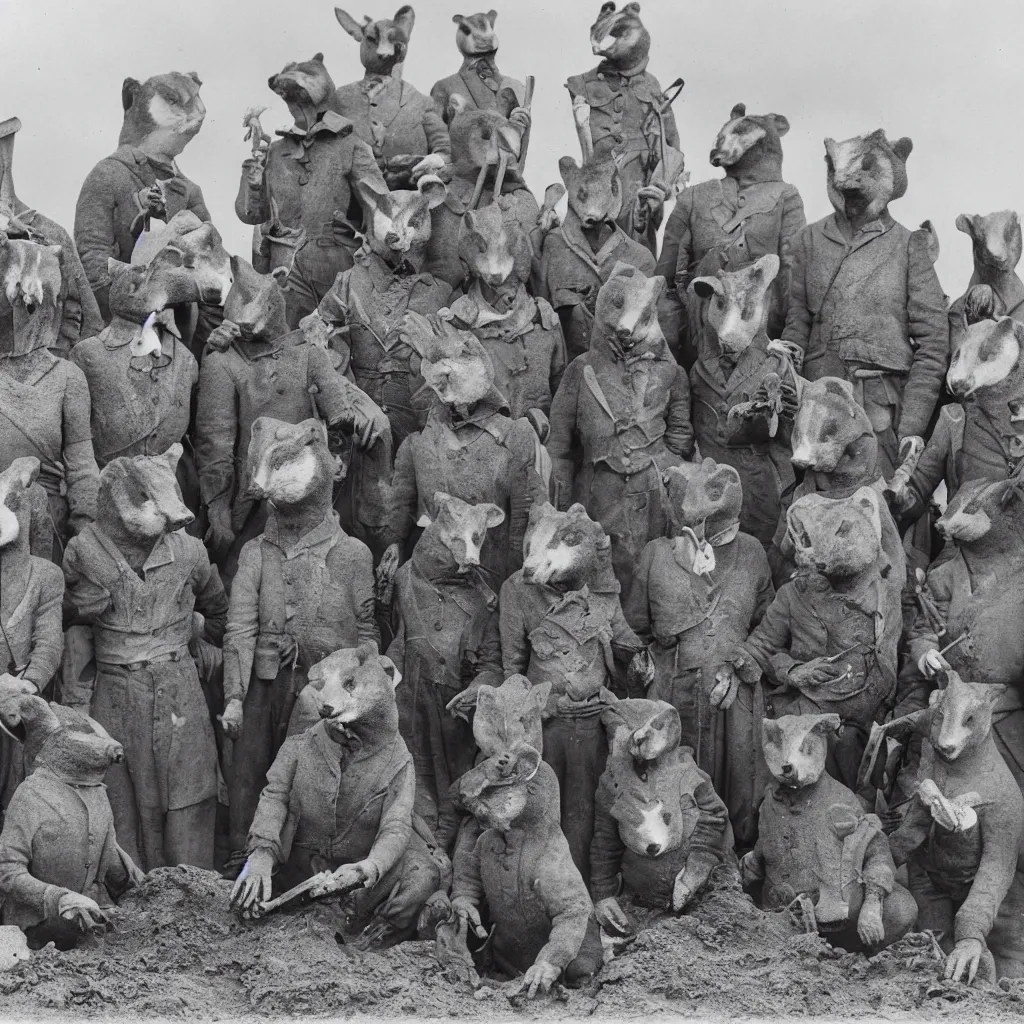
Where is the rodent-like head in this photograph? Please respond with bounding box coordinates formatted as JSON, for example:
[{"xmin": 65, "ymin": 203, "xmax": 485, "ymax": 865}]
[
  {"xmin": 690, "ymin": 254, "xmax": 780, "ymax": 356},
  {"xmin": 454, "ymin": 745, "xmax": 546, "ymax": 832},
  {"xmin": 559, "ymin": 155, "xmax": 623, "ymax": 229},
  {"xmin": 402, "ymin": 311, "xmax": 495, "ymax": 407},
  {"xmin": 335, "ymin": 6, "xmax": 415, "ymax": 75},
  {"xmin": 946, "ymin": 316, "xmax": 1024, "ymax": 399},
  {"xmin": 448, "ymin": 105, "xmax": 521, "ymax": 173},
  {"xmin": 269, "ymin": 54, "xmax": 337, "ymax": 126},
  {"xmin": 365, "ymin": 175, "xmax": 447, "ymax": 266},
  {"xmin": 789, "ymin": 376, "xmax": 875, "ymax": 475},
  {"xmin": 589, "ymin": 2, "xmax": 649, "ymax": 68},
  {"xmin": 710, "ymin": 103, "xmax": 789, "ymax": 171},
  {"xmin": 246, "ymin": 417, "xmax": 338, "ymax": 510},
  {"xmin": 786, "ymin": 486, "xmax": 883, "ymax": 581},
  {"xmin": 452, "ymin": 11, "xmax": 499, "ymax": 56},
  {"xmin": 305, "ymin": 644, "xmax": 401, "ymax": 743},
  {"xmin": 0, "ymin": 457, "xmax": 39, "ymax": 552},
  {"xmin": 603, "ymin": 698, "xmax": 682, "ymax": 763},
  {"xmin": 936, "ymin": 476, "xmax": 1024, "ymax": 548},
  {"xmin": 824, "ymin": 130, "xmax": 912, "ymax": 223},
  {"xmin": 419, "ymin": 491, "xmax": 504, "ymax": 574},
  {"xmin": 471, "ymin": 674, "xmax": 550, "ymax": 757},
  {"xmin": 98, "ymin": 445, "xmax": 193, "ymax": 541},
  {"xmin": 929, "ymin": 669, "xmax": 1004, "ymax": 763},
  {"xmin": 0, "ymin": 235, "xmax": 62, "ymax": 316},
  {"xmin": 119, "ymin": 72, "xmax": 205, "ymax": 155},
  {"xmin": 956, "ymin": 210, "xmax": 1022, "ymax": 274},
  {"xmin": 663, "ymin": 459, "xmax": 743, "ymax": 543},
  {"xmin": 594, "ymin": 261, "xmax": 666, "ymax": 357},
  {"xmin": 761, "ymin": 713, "xmax": 842, "ymax": 788},
  {"xmin": 222, "ymin": 257, "xmax": 290, "ymax": 343},
  {"xmin": 521, "ymin": 502, "xmax": 611, "ymax": 589},
  {"xmin": 458, "ymin": 199, "xmax": 533, "ymax": 288}
]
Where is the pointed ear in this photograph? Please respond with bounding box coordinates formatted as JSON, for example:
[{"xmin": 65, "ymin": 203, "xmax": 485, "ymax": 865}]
[
  {"xmin": 810, "ymin": 713, "xmax": 843, "ymax": 738},
  {"xmin": 768, "ymin": 113, "xmax": 790, "ymax": 137},
  {"xmin": 918, "ymin": 220, "xmax": 940, "ymax": 265},
  {"xmin": 891, "ymin": 136, "xmax": 913, "ymax": 162},
  {"xmin": 8, "ymin": 457, "xmax": 40, "ymax": 490},
  {"xmin": 482, "ymin": 503, "xmax": 506, "ymax": 528},
  {"xmin": 558, "ymin": 155, "xmax": 579, "ymax": 187},
  {"xmin": 983, "ymin": 683, "xmax": 1008, "ymax": 706},
  {"xmin": 335, "ymin": 8, "xmax": 365, "ymax": 40},
  {"xmin": 161, "ymin": 442, "xmax": 184, "ymax": 474},
  {"xmin": 394, "ymin": 5, "xmax": 416, "ymax": 37},
  {"xmin": 187, "ymin": 72, "xmax": 202, "ymax": 87},
  {"xmin": 750, "ymin": 253, "xmax": 781, "ymax": 288},
  {"xmin": 729, "ymin": 102, "xmax": 746, "ymax": 120},
  {"xmin": 487, "ymin": 9, "xmax": 498, "ymax": 25},
  {"xmin": 956, "ymin": 213, "xmax": 977, "ymax": 239},
  {"xmin": 417, "ymin": 174, "xmax": 448, "ymax": 210},
  {"xmin": 689, "ymin": 275, "xmax": 723, "ymax": 300},
  {"xmin": 379, "ymin": 655, "xmax": 403, "ymax": 691},
  {"xmin": 121, "ymin": 77, "xmax": 142, "ymax": 111}
]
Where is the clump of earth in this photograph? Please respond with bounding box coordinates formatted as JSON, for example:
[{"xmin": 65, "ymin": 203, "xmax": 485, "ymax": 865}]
[{"xmin": 2, "ymin": 866, "xmax": 1023, "ymax": 1019}]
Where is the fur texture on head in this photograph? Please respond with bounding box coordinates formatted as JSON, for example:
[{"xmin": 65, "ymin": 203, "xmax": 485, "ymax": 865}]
[
  {"xmin": 119, "ymin": 72, "xmax": 205, "ymax": 154},
  {"xmin": 761, "ymin": 713, "xmax": 842, "ymax": 788},
  {"xmin": 521, "ymin": 501, "xmax": 613, "ymax": 589},
  {"xmin": 593, "ymin": 261, "xmax": 666, "ymax": 357},
  {"xmin": 690, "ymin": 254, "xmax": 780, "ymax": 356},
  {"xmin": 97, "ymin": 444, "xmax": 192, "ymax": 541},
  {"xmin": 786, "ymin": 485, "xmax": 883, "ymax": 580},
  {"xmin": 946, "ymin": 315, "xmax": 1024, "ymax": 400},
  {"xmin": 335, "ymin": 6, "xmax": 415, "ymax": 74},
  {"xmin": 246, "ymin": 417, "xmax": 340, "ymax": 511},
  {"xmin": 824, "ymin": 130, "xmax": 912, "ymax": 223},
  {"xmin": 0, "ymin": 457, "xmax": 40, "ymax": 552},
  {"xmin": 454, "ymin": 745, "xmax": 548, "ymax": 832},
  {"xmin": 417, "ymin": 490, "xmax": 504, "ymax": 573},
  {"xmin": 936, "ymin": 476, "xmax": 1024, "ymax": 550},
  {"xmin": 589, "ymin": 2, "xmax": 649, "ymax": 69},
  {"xmin": 222, "ymin": 257, "xmax": 290, "ymax": 343},
  {"xmin": 448, "ymin": 106, "xmax": 521, "ymax": 172},
  {"xmin": 663, "ymin": 459, "xmax": 743, "ymax": 542},
  {"xmin": 365, "ymin": 175, "xmax": 446, "ymax": 267},
  {"xmin": 559, "ymin": 155, "xmax": 623, "ymax": 229},
  {"xmin": 458, "ymin": 198, "xmax": 533, "ymax": 287},
  {"xmin": 452, "ymin": 11, "xmax": 499, "ymax": 56},
  {"xmin": 269, "ymin": 54, "xmax": 339, "ymax": 126},
  {"xmin": 401, "ymin": 311, "xmax": 496, "ymax": 407},
  {"xmin": 710, "ymin": 103, "xmax": 789, "ymax": 175},
  {"xmin": 929, "ymin": 669, "xmax": 1004, "ymax": 763},
  {"xmin": 956, "ymin": 210, "xmax": 1022, "ymax": 274},
  {"xmin": 790, "ymin": 376, "xmax": 876, "ymax": 479},
  {"xmin": 472, "ymin": 674, "xmax": 550, "ymax": 757}
]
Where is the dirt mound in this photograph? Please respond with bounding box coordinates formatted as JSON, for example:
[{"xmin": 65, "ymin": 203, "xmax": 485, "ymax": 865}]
[{"xmin": 1, "ymin": 867, "xmax": 1022, "ymax": 1020}]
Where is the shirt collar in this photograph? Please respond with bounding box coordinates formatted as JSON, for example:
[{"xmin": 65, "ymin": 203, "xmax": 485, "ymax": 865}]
[{"xmin": 263, "ymin": 510, "xmax": 340, "ymax": 555}]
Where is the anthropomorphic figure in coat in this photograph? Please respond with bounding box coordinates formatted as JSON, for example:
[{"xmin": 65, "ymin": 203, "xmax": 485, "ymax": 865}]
[
  {"xmin": 309, "ymin": 176, "xmax": 451, "ymax": 551},
  {"xmin": 234, "ymin": 54, "xmax": 389, "ymax": 328},
  {"xmin": 540, "ymin": 155, "xmax": 656, "ymax": 361},
  {"xmin": 0, "ymin": 684, "xmax": 146, "ymax": 950},
  {"xmin": 195, "ymin": 258, "xmax": 389, "ymax": 571},
  {"xmin": 0, "ymin": 459, "xmax": 64, "ymax": 810},
  {"xmin": 499, "ymin": 502, "xmax": 647, "ymax": 882},
  {"xmin": 769, "ymin": 376, "xmax": 906, "ymax": 591},
  {"xmin": 424, "ymin": 104, "xmax": 538, "ymax": 291},
  {"xmin": 590, "ymin": 699, "xmax": 733, "ymax": 937},
  {"xmin": 625, "ymin": 460, "xmax": 773, "ymax": 842},
  {"xmin": 333, "ymin": 6, "xmax": 450, "ymax": 189},
  {"xmin": 731, "ymin": 488, "xmax": 901, "ymax": 789},
  {"xmin": 230, "ymin": 644, "xmax": 446, "ymax": 950},
  {"xmin": 0, "ymin": 235, "xmax": 100, "ymax": 562},
  {"xmin": 741, "ymin": 714, "xmax": 917, "ymax": 952},
  {"xmin": 62, "ymin": 445, "xmax": 228, "ymax": 872},
  {"xmin": 902, "ymin": 478, "xmax": 1024, "ymax": 793},
  {"xmin": 566, "ymin": 2, "xmax": 681, "ymax": 253},
  {"xmin": 220, "ymin": 418, "xmax": 379, "ymax": 868},
  {"xmin": 781, "ymin": 130, "xmax": 949, "ymax": 478},
  {"xmin": 891, "ymin": 317, "xmax": 1024, "ymax": 530},
  {"xmin": 948, "ymin": 211, "xmax": 1024, "ymax": 329},
  {"xmin": 0, "ymin": 117, "xmax": 101, "ymax": 355},
  {"xmin": 379, "ymin": 313, "xmax": 547, "ymax": 590},
  {"xmin": 448, "ymin": 200, "xmax": 566, "ymax": 424},
  {"xmin": 450, "ymin": 743, "xmax": 604, "ymax": 994},
  {"xmin": 657, "ymin": 105, "xmax": 805, "ymax": 367},
  {"xmin": 431, "ymin": 12, "xmax": 525, "ymax": 126},
  {"xmin": 74, "ymin": 73, "xmax": 211, "ymax": 329},
  {"xmin": 872, "ymin": 671, "xmax": 1024, "ymax": 982},
  {"xmin": 548, "ymin": 262, "xmax": 693, "ymax": 590},
  {"xmin": 386, "ymin": 492, "xmax": 504, "ymax": 848},
  {"xmin": 686, "ymin": 254, "xmax": 799, "ymax": 546}
]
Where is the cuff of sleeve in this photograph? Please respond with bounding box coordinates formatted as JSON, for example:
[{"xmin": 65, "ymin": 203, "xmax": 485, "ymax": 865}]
[
  {"xmin": 953, "ymin": 911, "xmax": 987, "ymax": 944},
  {"xmin": 43, "ymin": 885, "xmax": 68, "ymax": 921},
  {"xmin": 863, "ymin": 879, "xmax": 889, "ymax": 900},
  {"xmin": 769, "ymin": 653, "xmax": 798, "ymax": 684}
]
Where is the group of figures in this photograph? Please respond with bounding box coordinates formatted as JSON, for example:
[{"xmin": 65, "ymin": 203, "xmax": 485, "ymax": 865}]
[{"xmin": 1, "ymin": 0, "xmax": 1023, "ymax": 998}]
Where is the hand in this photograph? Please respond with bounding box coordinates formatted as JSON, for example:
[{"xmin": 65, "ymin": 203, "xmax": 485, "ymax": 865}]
[
  {"xmin": 594, "ymin": 896, "xmax": 633, "ymax": 937},
  {"xmin": 411, "ymin": 153, "xmax": 448, "ymax": 181},
  {"xmin": 944, "ymin": 937, "xmax": 985, "ymax": 985},
  {"xmin": 963, "ymin": 284, "xmax": 996, "ymax": 325},
  {"xmin": 918, "ymin": 649, "xmax": 950, "ymax": 679},
  {"xmin": 538, "ymin": 207, "xmax": 561, "ymax": 234},
  {"xmin": 671, "ymin": 873, "xmax": 694, "ymax": 913},
  {"xmin": 449, "ymin": 895, "xmax": 488, "ymax": 939},
  {"xmin": 446, "ymin": 686, "xmax": 480, "ymax": 721},
  {"xmin": 308, "ymin": 860, "xmax": 373, "ymax": 897},
  {"xmin": 204, "ymin": 319, "xmax": 241, "ymax": 355},
  {"xmin": 627, "ymin": 649, "xmax": 656, "ymax": 692},
  {"xmin": 230, "ymin": 848, "xmax": 275, "ymax": 918},
  {"xmin": 780, "ymin": 380, "xmax": 800, "ymax": 418},
  {"xmin": 218, "ymin": 697, "xmax": 244, "ymax": 740},
  {"xmin": 242, "ymin": 156, "xmax": 266, "ymax": 190},
  {"xmin": 525, "ymin": 408, "xmax": 550, "ymax": 444},
  {"xmin": 739, "ymin": 850, "xmax": 764, "ymax": 886},
  {"xmin": 376, "ymin": 543, "xmax": 401, "ymax": 604},
  {"xmin": 788, "ymin": 657, "xmax": 845, "ymax": 690},
  {"xmin": 515, "ymin": 960, "xmax": 560, "ymax": 999},
  {"xmin": 58, "ymin": 891, "xmax": 110, "ymax": 933},
  {"xmin": 886, "ymin": 479, "xmax": 916, "ymax": 515},
  {"xmin": 136, "ymin": 183, "xmax": 166, "ymax": 218},
  {"xmin": 856, "ymin": 892, "xmax": 885, "ymax": 946},
  {"xmin": 205, "ymin": 505, "xmax": 236, "ymax": 560},
  {"xmin": 350, "ymin": 392, "xmax": 390, "ymax": 450},
  {"xmin": 508, "ymin": 106, "xmax": 532, "ymax": 135},
  {"xmin": 709, "ymin": 665, "xmax": 739, "ymax": 710},
  {"xmin": 898, "ymin": 435, "xmax": 925, "ymax": 465}
]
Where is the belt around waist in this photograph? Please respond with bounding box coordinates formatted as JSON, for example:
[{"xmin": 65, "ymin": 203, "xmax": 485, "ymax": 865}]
[{"xmin": 96, "ymin": 649, "xmax": 185, "ymax": 672}]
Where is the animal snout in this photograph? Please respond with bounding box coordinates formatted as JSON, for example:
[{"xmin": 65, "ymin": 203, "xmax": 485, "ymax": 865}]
[
  {"xmin": 780, "ymin": 762, "xmax": 795, "ymax": 777},
  {"xmin": 646, "ymin": 842, "xmax": 662, "ymax": 856},
  {"xmin": 167, "ymin": 507, "xmax": 196, "ymax": 531},
  {"xmin": 709, "ymin": 149, "xmax": 723, "ymax": 167},
  {"xmin": 109, "ymin": 742, "xmax": 125, "ymax": 765},
  {"xmin": 934, "ymin": 741, "xmax": 960, "ymax": 761}
]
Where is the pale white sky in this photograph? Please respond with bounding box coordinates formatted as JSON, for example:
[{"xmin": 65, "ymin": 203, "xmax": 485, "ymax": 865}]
[{"xmin": 1, "ymin": 0, "xmax": 1021, "ymax": 296}]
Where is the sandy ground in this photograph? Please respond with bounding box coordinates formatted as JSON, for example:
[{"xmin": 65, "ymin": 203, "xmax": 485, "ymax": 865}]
[{"xmin": 2, "ymin": 865, "xmax": 1023, "ymax": 1021}]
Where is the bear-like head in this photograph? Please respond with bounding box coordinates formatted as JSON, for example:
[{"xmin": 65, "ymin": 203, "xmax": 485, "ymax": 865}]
[
  {"xmin": 402, "ymin": 310, "xmax": 496, "ymax": 408},
  {"xmin": 335, "ymin": 6, "xmax": 416, "ymax": 75},
  {"xmin": 458, "ymin": 198, "xmax": 533, "ymax": 289},
  {"xmin": 690, "ymin": 254, "xmax": 780, "ymax": 357},
  {"xmin": 710, "ymin": 103, "xmax": 790, "ymax": 176},
  {"xmin": 454, "ymin": 745, "xmax": 553, "ymax": 833},
  {"xmin": 269, "ymin": 54, "xmax": 339, "ymax": 129},
  {"xmin": 589, "ymin": 2, "xmax": 649, "ymax": 69},
  {"xmin": 946, "ymin": 315, "xmax": 1024, "ymax": 401},
  {"xmin": 521, "ymin": 501, "xmax": 613, "ymax": 590},
  {"xmin": 786, "ymin": 486, "xmax": 883, "ymax": 581},
  {"xmin": 471, "ymin": 674, "xmax": 550, "ymax": 758},
  {"xmin": 663, "ymin": 458, "xmax": 743, "ymax": 544},
  {"xmin": 956, "ymin": 210, "xmax": 1022, "ymax": 275},
  {"xmin": 448, "ymin": 105, "xmax": 522, "ymax": 175},
  {"xmin": 761, "ymin": 713, "xmax": 842, "ymax": 789},
  {"xmin": 593, "ymin": 261, "xmax": 666, "ymax": 358},
  {"xmin": 936, "ymin": 476, "xmax": 1024, "ymax": 552},
  {"xmin": 824, "ymin": 130, "xmax": 912, "ymax": 224},
  {"xmin": 119, "ymin": 72, "xmax": 206, "ymax": 157},
  {"xmin": 559, "ymin": 155, "xmax": 623, "ymax": 230},
  {"xmin": 246, "ymin": 417, "xmax": 340, "ymax": 513},
  {"xmin": 452, "ymin": 11, "xmax": 500, "ymax": 57},
  {"xmin": 790, "ymin": 377, "xmax": 877, "ymax": 483},
  {"xmin": 97, "ymin": 444, "xmax": 193, "ymax": 541},
  {"xmin": 222, "ymin": 257, "xmax": 290, "ymax": 344}
]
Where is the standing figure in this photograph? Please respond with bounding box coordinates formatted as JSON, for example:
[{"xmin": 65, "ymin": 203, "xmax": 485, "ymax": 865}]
[
  {"xmin": 234, "ymin": 54, "xmax": 388, "ymax": 328},
  {"xmin": 74, "ymin": 73, "xmax": 210, "ymax": 325},
  {"xmin": 386, "ymin": 492, "xmax": 504, "ymax": 848},
  {"xmin": 548, "ymin": 262, "xmax": 692, "ymax": 590},
  {"xmin": 499, "ymin": 502, "xmax": 646, "ymax": 882},
  {"xmin": 379, "ymin": 314, "xmax": 547, "ymax": 590},
  {"xmin": 220, "ymin": 418, "xmax": 379, "ymax": 867},
  {"xmin": 333, "ymin": 6, "xmax": 450, "ymax": 188},
  {"xmin": 0, "ymin": 117, "xmax": 101, "ymax": 355},
  {"xmin": 567, "ymin": 2, "xmax": 681, "ymax": 252},
  {"xmin": 0, "ymin": 236, "xmax": 99, "ymax": 562},
  {"xmin": 62, "ymin": 446, "xmax": 228, "ymax": 871},
  {"xmin": 431, "ymin": 12, "xmax": 525, "ymax": 125},
  {"xmin": 540, "ymin": 155, "xmax": 655, "ymax": 361},
  {"xmin": 781, "ymin": 131, "xmax": 948, "ymax": 477},
  {"xmin": 658, "ymin": 105, "xmax": 804, "ymax": 367},
  {"xmin": 625, "ymin": 460, "xmax": 773, "ymax": 842}
]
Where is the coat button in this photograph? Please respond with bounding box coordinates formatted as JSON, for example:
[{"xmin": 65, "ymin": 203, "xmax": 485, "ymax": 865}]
[{"xmin": 434, "ymin": 622, "xmax": 443, "ymax": 631}]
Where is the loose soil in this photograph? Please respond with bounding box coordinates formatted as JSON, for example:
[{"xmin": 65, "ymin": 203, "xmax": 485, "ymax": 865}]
[{"xmin": 1, "ymin": 865, "xmax": 1022, "ymax": 1021}]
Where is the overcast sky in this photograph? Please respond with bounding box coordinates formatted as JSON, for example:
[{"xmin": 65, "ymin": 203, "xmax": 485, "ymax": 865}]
[{"xmin": 2, "ymin": 0, "xmax": 1021, "ymax": 297}]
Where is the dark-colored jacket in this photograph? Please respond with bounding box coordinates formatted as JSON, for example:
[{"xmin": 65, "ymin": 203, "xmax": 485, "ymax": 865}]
[
  {"xmin": 74, "ymin": 145, "xmax": 210, "ymax": 321},
  {"xmin": 781, "ymin": 211, "xmax": 949, "ymax": 440},
  {"xmin": 431, "ymin": 61, "xmax": 525, "ymax": 124}
]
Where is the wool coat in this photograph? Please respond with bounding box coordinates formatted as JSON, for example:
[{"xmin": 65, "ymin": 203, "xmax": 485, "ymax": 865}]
[{"xmin": 431, "ymin": 60, "xmax": 525, "ymax": 123}]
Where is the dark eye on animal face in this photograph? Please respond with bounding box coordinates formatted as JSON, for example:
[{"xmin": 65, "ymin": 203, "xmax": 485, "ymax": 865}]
[
  {"xmin": 472, "ymin": 531, "xmax": 482, "ymax": 543},
  {"xmin": 611, "ymin": 295, "xmax": 623, "ymax": 309},
  {"xmin": 577, "ymin": 188, "xmax": 588, "ymax": 202},
  {"xmin": 561, "ymin": 530, "xmax": 583, "ymax": 546},
  {"xmin": 343, "ymin": 679, "xmax": 355, "ymax": 692},
  {"xmin": 861, "ymin": 153, "xmax": 876, "ymax": 171},
  {"xmin": 836, "ymin": 521, "xmax": 851, "ymax": 537},
  {"xmin": 821, "ymin": 422, "xmax": 838, "ymax": 440},
  {"xmin": 458, "ymin": 23, "xmax": 469, "ymax": 33},
  {"xmin": 964, "ymin": 714, "xmax": 974, "ymax": 725},
  {"xmin": 661, "ymin": 810, "xmax": 671, "ymax": 824}
]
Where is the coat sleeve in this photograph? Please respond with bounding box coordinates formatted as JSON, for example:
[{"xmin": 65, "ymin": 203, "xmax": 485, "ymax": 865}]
[
  {"xmin": 664, "ymin": 364, "xmax": 694, "ymax": 459},
  {"xmin": 247, "ymin": 737, "xmax": 301, "ymax": 860},
  {"xmin": 775, "ymin": 186, "xmax": 807, "ymax": 326},
  {"xmin": 348, "ymin": 138, "xmax": 390, "ymax": 218},
  {"xmin": 421, "ymin": 103, "xmax": 452, "ymax": 158},
  {"xmin": 609, "ymin": 600, "xmax": 644, "ymax": 665},
  {"xmin": 780, "ymin": 226, "xmax": 812, "ymax": 354},
  {"xmin": 752, "ymin": 550, "xmax": 776, "ymax": 628},
  {"xmin": 192, "ymin": 546, "xmax": 229, "ymax": 645},
  {"xmin": 677, "ymin": 772, "xmax": 730, "ymax": 894},
  {"xmin": 908, "ymin": 409, "xmax": 954, "ymax": 515},
  {"xmin": 669, "ymin": 189, "xmax": 695, "ymax": 299},
  {"xmin": 62, "ymin": 536, "xmax": 111, "ymax": 624},
  {"xmin": 349, "ymin": 541, "xmax": 381, "ymax": 650},
  {"xmin": 899, "ymin": 229, "xmax": 951, "ymax": 440},
  {"xmin": 499, "ymin": 576, "xmax": 531, "ymax": 678},
  {"xmin": 234, "ymin": 157, "xmax": 271, "ymax": 227},
  {"xmin": 223, "ymin": 540, "xmax": 263, "ymax": 705},
  {"xmin": 860, "ymin": 828, "xmax": 897, "ymax": 897},
  {"xmin": 194, "ymin": 354, "xmax": 239, "ymax": 512},
  {"xmin": 450, "ymin": 823, "xmax": 485, "ymax": 905},
  {"xmin": 739, "ymin": 586, "xmax": 796, "ymax": 684},
  {"xmin": 505, "ymin": 421, "xmax": 547, "ymax": 575},
  {"xmin": 0, "ymin": 790, "xmax": 67, "ymax": 923},
  {"xmin": 547, "ymin": 359, "xmax": 581, "ymax": 509},
  {"xmin": 383, "ymin": 436, "xmax": 418, "ymax": 550},
  {"xmin": 362, "ymin": 760, "xmax": 416, "ymax": 883},
  {"xmin": 24, "ymin": 564, "xmax": 64, "ymax": 691},
  {"xmin": 62, "ymin": 362, "xmax": 100, "ymax": 533},
  {"xmin": 74, "ymin": 160, "xmax": 127, "ymax": 321},
  {"xmin": 536, "ymin": 854, "xmax": 592, "ymax": 972},
  {"xmin": 589, "ymin": 779, "xmax": 626, "ymax": 900},
  {"xmin": 655, "ymin": 198, "xmax": 687, "ymax": 284},
  {"xmin": 623, "ymin": 542, "xmax": 654, "ymax": 641}
]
